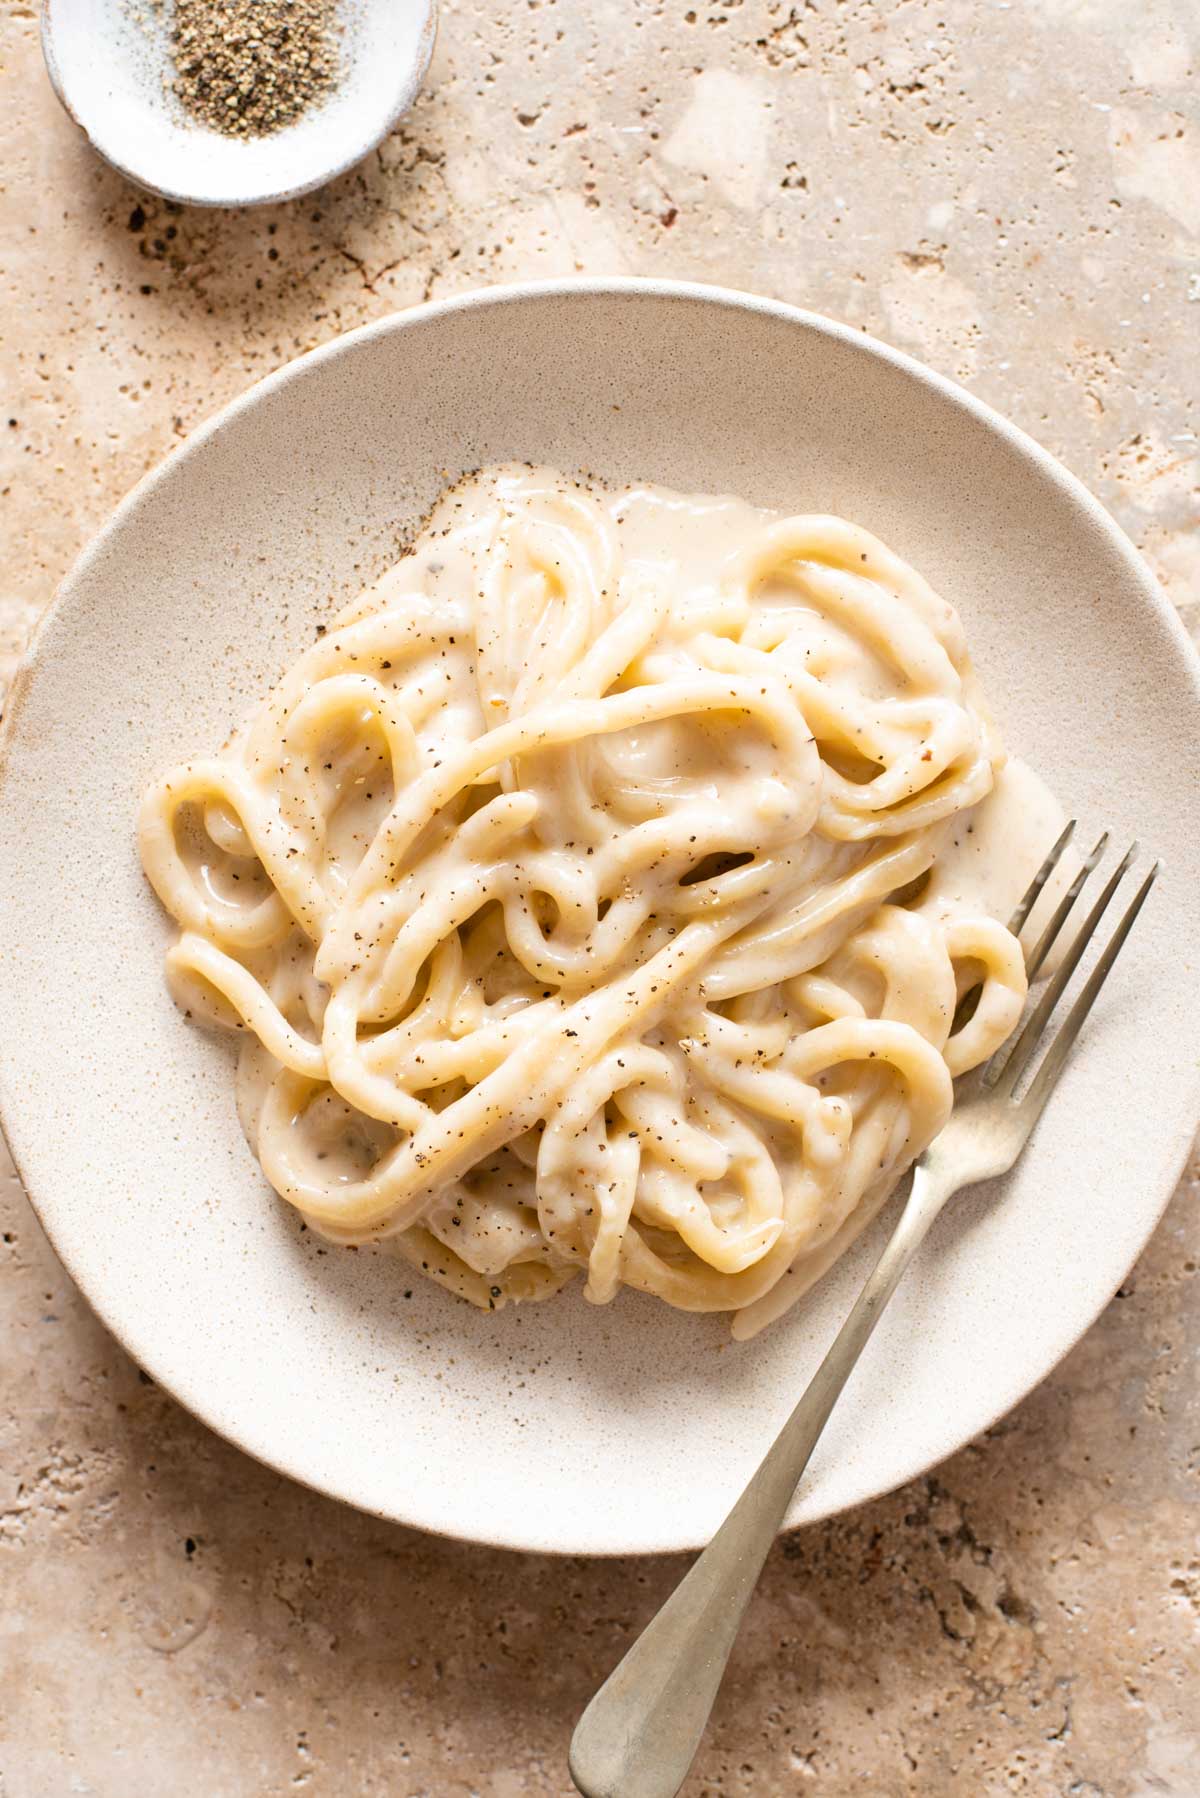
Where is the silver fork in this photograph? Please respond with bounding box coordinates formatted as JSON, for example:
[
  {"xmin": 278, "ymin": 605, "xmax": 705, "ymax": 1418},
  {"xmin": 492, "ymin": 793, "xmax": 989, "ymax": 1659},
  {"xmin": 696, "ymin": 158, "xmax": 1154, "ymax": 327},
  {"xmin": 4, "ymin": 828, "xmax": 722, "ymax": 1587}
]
[{"xmin": 569, "ymin": 827, "xmax": 1159, "ymax": 1798}]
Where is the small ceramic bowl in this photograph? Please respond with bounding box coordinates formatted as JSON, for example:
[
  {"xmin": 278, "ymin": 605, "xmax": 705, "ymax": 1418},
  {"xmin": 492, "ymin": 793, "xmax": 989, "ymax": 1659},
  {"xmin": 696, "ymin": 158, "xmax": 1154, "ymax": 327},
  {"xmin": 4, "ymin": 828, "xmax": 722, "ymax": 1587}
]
[{"xmin": 41, "ymin": 0, "xmax": 437, "ymax": 208}]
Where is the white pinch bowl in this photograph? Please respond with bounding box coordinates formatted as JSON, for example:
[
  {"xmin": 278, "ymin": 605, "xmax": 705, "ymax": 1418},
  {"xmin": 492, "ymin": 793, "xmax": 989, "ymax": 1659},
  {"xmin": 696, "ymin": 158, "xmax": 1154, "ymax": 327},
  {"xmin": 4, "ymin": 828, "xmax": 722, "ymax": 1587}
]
[
  {"xmin": 2, "ymin": 281, "xmax": 1198, "ymax": 1556},
  {"xmin": 40, "ymin": 0, "xmax": 437, "ymax": 208}
]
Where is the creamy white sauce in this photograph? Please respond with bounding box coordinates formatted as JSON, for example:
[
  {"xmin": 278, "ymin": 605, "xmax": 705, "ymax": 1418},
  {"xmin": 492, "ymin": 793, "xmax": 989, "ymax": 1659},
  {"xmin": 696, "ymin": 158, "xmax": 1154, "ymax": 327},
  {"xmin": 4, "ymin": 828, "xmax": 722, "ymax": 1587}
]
[
  {"xmin": 925, "ymin": 756, "xmax": 1066, "ymax": 926},
  {"xmin": 140, "ymin": 465, "xmax": 1060, "ymax": 1338}
]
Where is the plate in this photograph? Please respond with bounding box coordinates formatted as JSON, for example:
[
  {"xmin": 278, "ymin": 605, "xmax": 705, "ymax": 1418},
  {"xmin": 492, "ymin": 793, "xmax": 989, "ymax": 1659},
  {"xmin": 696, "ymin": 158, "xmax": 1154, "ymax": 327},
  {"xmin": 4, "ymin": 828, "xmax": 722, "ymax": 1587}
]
[{"xmin": 2, "ymin": 281, "xmax": 1198, "ymax": 1556}]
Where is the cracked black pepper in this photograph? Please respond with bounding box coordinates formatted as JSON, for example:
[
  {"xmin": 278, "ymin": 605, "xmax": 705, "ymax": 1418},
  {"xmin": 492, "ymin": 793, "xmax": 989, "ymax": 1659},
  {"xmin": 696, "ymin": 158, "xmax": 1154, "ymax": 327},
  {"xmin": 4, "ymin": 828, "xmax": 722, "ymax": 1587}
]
[{"xmin": 170, "ymin": 0, "xmax": 339, "ymax": 138}]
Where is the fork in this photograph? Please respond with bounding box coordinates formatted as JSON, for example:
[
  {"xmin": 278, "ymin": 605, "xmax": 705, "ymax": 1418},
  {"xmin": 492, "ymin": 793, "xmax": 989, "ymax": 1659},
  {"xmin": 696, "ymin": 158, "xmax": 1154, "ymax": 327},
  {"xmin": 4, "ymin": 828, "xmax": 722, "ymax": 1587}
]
[{"xmin": 569, "ymin": 826, "xmax": 1158, "ymax": 1798}]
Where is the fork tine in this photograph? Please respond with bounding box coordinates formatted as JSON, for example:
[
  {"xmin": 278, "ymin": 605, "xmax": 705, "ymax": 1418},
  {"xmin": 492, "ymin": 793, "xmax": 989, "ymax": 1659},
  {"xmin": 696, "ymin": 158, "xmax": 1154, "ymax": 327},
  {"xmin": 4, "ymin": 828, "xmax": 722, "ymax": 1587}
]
[
  {"xmin": 948, "ymin": 821, "xmax": 1080, "ymax": 1039},
  {"xmin": 1007, "ymin": 817, "xmax": 1077, "ymax": 935},
  {"xmin": 1024, "ymin": 829, "xmax": 1110, "ymax": 980},
  {"xmin": 1020, "ymin": 862, "xmax": 1160, "ymax": 1120},
  {"xmin": 983, "ymin": 840, "xmax": 1138, "ymax": 1090}
]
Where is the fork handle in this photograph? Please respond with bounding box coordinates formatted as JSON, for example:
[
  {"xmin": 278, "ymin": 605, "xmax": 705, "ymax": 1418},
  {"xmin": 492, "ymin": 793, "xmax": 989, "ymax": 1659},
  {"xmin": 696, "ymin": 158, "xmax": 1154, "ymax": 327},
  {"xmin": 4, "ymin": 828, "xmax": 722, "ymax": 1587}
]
[{"xmin": 569, "ymin": 1160, "xmax": 956, "ymax": 1798}]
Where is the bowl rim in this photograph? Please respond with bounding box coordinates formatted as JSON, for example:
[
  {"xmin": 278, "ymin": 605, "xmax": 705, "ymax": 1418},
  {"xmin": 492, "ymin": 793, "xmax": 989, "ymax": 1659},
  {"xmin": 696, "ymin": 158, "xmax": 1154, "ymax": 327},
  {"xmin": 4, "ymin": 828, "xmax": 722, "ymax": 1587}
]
[
  {"xmin": 39, "ymin": 0, "xmax": 439, "ymax": 208},
  {"xmin": 4, "ymin": 276, "xmax": 1200, "ymax": 1556}
]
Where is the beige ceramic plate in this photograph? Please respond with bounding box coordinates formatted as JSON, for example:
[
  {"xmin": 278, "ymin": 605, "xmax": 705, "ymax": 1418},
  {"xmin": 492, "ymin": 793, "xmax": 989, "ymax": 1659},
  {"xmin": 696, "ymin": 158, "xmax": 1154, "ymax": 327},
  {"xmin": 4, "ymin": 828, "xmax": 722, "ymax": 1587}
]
[{"xmin": 2, "ymin": 282, "xmax": 1198, "ymax": 1556}]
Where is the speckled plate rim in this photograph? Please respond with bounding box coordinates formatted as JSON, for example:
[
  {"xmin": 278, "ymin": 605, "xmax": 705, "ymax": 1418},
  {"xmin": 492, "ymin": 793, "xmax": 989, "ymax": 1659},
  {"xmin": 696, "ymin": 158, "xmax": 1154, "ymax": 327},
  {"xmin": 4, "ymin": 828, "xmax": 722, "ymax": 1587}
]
[{"xmin": 3, "ymin": 278, "xmax": 1199, "ymax": 1557}]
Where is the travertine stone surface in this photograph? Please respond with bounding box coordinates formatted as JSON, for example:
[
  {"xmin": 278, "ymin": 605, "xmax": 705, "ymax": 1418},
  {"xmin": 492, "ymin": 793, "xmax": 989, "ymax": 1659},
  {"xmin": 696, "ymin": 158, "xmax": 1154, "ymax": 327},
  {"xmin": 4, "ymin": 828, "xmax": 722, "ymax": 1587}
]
[{"xmin": 1, "ymin": 0, "xmax": 1197, "ymax": 1791}]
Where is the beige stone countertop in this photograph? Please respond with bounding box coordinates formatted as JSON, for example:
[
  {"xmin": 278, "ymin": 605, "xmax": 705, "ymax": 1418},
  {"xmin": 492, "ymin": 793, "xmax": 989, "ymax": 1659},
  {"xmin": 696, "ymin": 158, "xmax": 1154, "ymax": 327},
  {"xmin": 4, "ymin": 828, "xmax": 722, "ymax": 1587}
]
[{"xmin": 2, "ymin": 0, "xmax": 1198, "ymax": 1792}]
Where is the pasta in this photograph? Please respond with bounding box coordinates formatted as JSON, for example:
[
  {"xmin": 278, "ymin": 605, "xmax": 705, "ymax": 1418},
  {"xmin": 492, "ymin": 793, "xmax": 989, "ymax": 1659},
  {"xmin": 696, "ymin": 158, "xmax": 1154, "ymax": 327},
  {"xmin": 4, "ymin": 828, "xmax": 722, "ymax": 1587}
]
[{"xmin": 139, "ymin": 465, "xmax": 1044, "ymax": 1338}]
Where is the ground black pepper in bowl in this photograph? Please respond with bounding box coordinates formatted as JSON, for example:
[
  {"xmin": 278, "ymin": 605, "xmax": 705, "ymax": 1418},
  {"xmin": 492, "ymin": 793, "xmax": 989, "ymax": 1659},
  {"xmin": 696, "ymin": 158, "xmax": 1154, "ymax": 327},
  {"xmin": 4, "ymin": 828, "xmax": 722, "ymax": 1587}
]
[{"xmin": 170, "ymin": 0, "xmax": 339, "ymax": 138}]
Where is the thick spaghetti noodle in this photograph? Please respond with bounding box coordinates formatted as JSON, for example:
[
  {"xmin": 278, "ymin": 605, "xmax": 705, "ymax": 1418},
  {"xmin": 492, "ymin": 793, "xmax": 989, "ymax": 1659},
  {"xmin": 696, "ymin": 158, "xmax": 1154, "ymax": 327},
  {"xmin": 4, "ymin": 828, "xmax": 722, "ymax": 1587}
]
[{"xmin": 139, "ymin": 466, "xmax": 1037, "ymax": 1337}]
